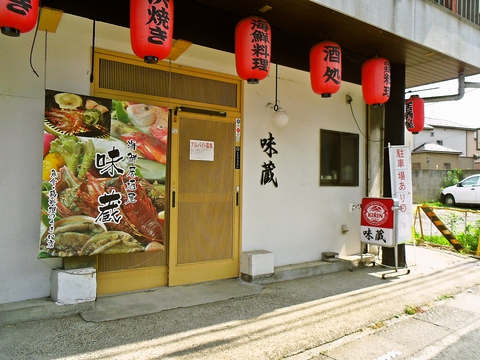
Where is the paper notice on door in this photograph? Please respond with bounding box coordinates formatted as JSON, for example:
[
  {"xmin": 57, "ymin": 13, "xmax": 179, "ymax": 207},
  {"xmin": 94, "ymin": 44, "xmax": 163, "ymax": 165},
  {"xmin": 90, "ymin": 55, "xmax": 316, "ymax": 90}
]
[{"xmin": 190, "ymin": 139, "xmax": 214, "ymax": 161}]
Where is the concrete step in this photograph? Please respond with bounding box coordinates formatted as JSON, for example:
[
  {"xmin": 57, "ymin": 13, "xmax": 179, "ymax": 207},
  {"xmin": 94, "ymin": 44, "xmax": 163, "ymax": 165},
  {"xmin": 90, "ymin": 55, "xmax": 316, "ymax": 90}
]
[
  {"xmin": 244, "ymin": 254, "xmax": 377, "ymax": 284},
  {"xmin": 0, "ymin": 296, "xmax": 94, "ymax": 326},
  {"xmin": 0, "ymin": 254, "xmax": 376, "ymax": 326}
]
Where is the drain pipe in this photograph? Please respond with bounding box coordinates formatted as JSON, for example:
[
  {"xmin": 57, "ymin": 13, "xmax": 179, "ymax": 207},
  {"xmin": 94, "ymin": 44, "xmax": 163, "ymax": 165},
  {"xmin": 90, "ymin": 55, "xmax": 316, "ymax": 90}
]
[{"xmin": 422, "ymin": 72, "xmax": 480, "ymax": 103}]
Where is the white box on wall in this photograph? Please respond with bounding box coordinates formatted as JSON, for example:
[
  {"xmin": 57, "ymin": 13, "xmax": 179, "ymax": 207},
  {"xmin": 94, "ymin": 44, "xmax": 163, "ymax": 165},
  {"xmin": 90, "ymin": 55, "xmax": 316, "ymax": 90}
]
[
  {"xmin": 241, "ymin": 250, "xmax": 274, "ymax": 276},
  {"xmin": 51, "ymin": 267, "xmax": 96, "ymax": 305}
]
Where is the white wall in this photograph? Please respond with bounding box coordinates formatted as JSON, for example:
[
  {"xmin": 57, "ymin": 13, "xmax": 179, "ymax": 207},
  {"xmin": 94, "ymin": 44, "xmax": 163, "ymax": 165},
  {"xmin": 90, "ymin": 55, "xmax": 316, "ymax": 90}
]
[
  {"xmin": 0, "ymin": 16, "xmax": 136, "ymax": 303},
  {"xmin": 240, "ymin": 69, "xmax": 365, "ymax": 265},
  {"xmin": 0, "ymin": 14, "xmax": 365, "ymax": 303},
  {"xmin": 414, "ymin": 127, "xmax": 468, "ymax": 154},
  {"xmin": 1, "ymin": 27, "xmax": 51, "ymax": 303},
  {"xmin": 313, "ymin": 0, "xmax": 480, "ymax": 70}
]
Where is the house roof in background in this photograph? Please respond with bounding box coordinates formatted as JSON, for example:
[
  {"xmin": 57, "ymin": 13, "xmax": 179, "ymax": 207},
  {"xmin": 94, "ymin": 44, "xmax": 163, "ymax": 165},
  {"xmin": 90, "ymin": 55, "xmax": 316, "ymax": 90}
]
[
  {"xmin": 413, "ymin": 142, "xmax": 462, "ymax": 154},
  {"xmin": 425, "ymin": 117, "xmax": 479, "ymax": 130}
]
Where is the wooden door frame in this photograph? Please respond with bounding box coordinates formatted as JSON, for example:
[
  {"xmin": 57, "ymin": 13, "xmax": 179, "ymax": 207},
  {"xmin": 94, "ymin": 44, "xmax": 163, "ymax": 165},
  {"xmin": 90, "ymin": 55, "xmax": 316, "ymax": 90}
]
[
  {"xmin": 91, "ymin": 48, "xmax": 244, "ymax": 293},
  {"xmin": 167, "ymin": 110, "xmax": 242, "ymax": 286}
]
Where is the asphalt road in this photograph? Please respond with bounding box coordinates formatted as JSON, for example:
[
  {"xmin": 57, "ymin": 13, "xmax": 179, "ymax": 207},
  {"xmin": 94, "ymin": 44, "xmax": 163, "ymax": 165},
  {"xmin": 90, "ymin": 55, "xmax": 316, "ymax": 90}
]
[
  {"xmin": 1, "ymin": 245, "xmax": 479, "ymax": 360},
  {"xmin": 291, "ymin": 285, "xmax": 480, "ymax": 360}
]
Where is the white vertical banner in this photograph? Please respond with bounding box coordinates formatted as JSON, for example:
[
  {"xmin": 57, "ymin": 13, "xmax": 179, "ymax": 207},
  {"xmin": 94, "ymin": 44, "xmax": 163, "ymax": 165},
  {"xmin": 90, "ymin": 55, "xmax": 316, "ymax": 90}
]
[{"xmin": 389, "ymin": 145, "xmax": 413, "ymax": 244}]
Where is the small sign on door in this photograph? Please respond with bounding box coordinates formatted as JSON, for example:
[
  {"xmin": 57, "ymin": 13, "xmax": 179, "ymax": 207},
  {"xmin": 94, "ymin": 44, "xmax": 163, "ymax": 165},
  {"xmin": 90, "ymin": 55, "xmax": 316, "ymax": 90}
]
[{"xmin": 190, "ymin": 139, "xmax": 214, "ymax": 161}]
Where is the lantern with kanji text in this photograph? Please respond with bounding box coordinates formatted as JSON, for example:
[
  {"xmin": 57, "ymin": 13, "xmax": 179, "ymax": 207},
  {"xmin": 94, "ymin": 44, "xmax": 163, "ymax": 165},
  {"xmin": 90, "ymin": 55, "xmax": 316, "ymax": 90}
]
[
  {"xmin": 0, "ymin": 0, "xmax": 39, "ymax": 37},
  {"xmin": 130, "ymin": 0, "xmax": 174, "ymax": 64},
  {"xmin": 362, "ymin": 57, "xmax": 391, "ymax": 106},
  {"xmin": 405, "ymin": 95, "xmax": 424, "ymax": 134},
  {"xmin": 235, "ymin": 16, "xmax": 271, "ymax": 84},
  {"xmin": 310, "ymin": 41, "xmax": 342, "ymax": 97}
]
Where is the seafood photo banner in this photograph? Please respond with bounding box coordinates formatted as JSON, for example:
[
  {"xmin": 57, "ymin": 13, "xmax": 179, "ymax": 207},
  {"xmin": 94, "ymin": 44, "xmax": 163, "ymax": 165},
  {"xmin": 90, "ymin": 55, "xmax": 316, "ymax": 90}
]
[{"xmin": 40, "ymin": 90, "xmax": 168, "ymax": 258}]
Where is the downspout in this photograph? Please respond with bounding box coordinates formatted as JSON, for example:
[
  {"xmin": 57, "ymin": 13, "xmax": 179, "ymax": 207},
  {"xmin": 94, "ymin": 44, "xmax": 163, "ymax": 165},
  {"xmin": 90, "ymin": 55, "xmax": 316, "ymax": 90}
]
[{"xmin": 422, "ymin": 72, "xmax": 480, "ymax": 103}]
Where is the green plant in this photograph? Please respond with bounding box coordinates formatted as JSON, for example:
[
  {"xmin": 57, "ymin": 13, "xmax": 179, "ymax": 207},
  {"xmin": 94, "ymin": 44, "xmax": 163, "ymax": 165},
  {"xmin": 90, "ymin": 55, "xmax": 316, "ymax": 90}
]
[
  {"xmin": 419, "ymin": 202, "xmax": 445, "ymax": 207},
  {"xmin": 444, "ymin": 212, "xmax": 463, "ymax": 234},
  {"xmin": 457, "ymin": 220, "xmax": 480, "ymax": 253},
  {"xmin": 443, "ymin": 169, "xmax": 462, "ymax": 189},
  {"xmin": 438, "ymin": 294, "xmax": 453, "ymax": 300},
  {"xmin": 415, "ymin": 217, "xmax": 479, "ymax": 254},
  {"xmin": 404, "ymin": 305, "xmax": 421, "ymax": 315},
  {"xmin": 369, "ymin": 321, "xmax": 385, "ymax": 329}
]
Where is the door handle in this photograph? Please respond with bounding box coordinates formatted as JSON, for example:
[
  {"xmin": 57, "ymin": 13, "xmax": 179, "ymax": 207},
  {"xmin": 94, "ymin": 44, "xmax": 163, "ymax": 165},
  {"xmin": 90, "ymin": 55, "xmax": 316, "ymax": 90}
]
[{"xmin": 172, "ymin": 190, "xmax": 176, "ymax": 208}]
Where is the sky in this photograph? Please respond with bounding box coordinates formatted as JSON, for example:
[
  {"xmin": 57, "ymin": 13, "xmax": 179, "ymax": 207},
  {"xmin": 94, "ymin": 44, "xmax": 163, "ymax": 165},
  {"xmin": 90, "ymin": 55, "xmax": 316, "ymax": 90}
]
[{"xmin": 407, "ymin": 74, "xmax": 480, "ymax": 128}]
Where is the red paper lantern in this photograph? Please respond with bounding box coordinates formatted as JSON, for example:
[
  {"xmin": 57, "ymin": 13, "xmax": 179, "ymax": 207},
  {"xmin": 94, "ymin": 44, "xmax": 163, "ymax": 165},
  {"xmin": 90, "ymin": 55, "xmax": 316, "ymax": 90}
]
[
  {"xmin": 0, "ymin": 0, "xmax": 39, "ymax": 37},
  {"xmin": 310, "ymin": 41, "xmax": 342, "ymax": 98},
  {"xmin": 235, "ymin": 16, "xmax": 271, "ymax": 84},
  {"xmin": 405, "ymin": 95, "xmax": 424, "ymax": 134},
  {"xmin": 130, "ymin": 0, "xmax": 174, "ymax": 64},
  {"xmin": 362, "ymin": 57, "xmax": 391, "ymax": 106}
]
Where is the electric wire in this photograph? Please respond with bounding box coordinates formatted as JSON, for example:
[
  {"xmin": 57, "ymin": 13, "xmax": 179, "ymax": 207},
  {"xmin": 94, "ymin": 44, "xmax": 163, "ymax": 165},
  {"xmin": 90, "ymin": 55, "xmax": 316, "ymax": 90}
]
[
  {"xmin": 348, "ymin": 101, "xmax": 384, "ymax": 143},
  {"xmin": 29, "ymin": 6, "xmax": 41, "ymax": 78},
  {"xmin": 90, "ymin": 20, "xmax": 95, "ymax": 83}
]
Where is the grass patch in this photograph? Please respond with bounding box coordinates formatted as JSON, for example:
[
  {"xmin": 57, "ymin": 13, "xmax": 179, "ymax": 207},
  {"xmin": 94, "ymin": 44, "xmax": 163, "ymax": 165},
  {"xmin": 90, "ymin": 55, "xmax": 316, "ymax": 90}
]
[
  {"xmin": 438, "ymin": 294, "xmax": 453, "ymax": 300},
  {"xmin": 420, "ymin": 201, "xmax": 447, "ymax": 208},
  {"xmin": 368, "ymin": 321, "xmax": 385, "ymax": 329},
  {"xmin": 404, "ymin": 305, "xmax": 423, "ymax": 315},
  {"xmin": 414, "ymin": 208, "xmax": 480, "ymax": 253}
]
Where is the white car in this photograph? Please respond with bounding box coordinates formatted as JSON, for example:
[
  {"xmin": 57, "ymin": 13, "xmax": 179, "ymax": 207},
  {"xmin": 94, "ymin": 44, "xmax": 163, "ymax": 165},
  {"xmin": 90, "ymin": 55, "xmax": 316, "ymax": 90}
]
[{"xmin": 441, "ymin": 174, "xmax": 480, "ymax": 206}]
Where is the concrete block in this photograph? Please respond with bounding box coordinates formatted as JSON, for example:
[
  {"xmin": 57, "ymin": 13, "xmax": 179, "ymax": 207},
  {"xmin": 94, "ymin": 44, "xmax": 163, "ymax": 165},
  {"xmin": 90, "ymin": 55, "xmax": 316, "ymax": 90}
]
[
  {"xmin": 240, "ymin": 250, "xmax": 274, "ymax": 276},
  {"xmin": 322, "ymin": 252, "xmax": 340, "ymax": 262},
  {"xmin": 51, "ymin": 267, "xmax": 96, "ymax": 305}
]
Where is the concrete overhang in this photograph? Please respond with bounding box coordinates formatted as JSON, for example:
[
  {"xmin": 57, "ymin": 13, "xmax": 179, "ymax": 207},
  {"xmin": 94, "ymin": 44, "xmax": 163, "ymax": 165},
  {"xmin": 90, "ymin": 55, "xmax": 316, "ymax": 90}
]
[{"xmin": 41, "ymin": 0, "xmax": 480, "ymax": 88}]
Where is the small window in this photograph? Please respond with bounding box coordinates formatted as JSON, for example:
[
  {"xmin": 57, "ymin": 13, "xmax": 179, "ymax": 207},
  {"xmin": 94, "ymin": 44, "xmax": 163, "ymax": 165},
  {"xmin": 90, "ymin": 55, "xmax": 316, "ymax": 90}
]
[
  {"xmin": 443, "ymin": 163, "xmax": 451, "ymax": 170},
  {"xmin": 320, "ymin": 129, "xmax": 359, "ymax": 186},
  {"xmin": 412, "ymin": 162, "xmax": 421, "ymax": 169},
  {"xmin": 436, "ymin": 140, "xmax": 443, "ymax": 145},
  {"xmin": 430, "ymin": 131, "xmax": 434, "ymax": 137}
]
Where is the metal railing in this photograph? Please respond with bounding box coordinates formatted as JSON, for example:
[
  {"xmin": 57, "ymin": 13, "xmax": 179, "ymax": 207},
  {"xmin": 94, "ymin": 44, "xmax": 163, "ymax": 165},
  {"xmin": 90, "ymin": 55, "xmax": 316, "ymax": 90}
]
[{"xmin": 431, "ymin": 0, "xmax": 480, "ymax": 25}]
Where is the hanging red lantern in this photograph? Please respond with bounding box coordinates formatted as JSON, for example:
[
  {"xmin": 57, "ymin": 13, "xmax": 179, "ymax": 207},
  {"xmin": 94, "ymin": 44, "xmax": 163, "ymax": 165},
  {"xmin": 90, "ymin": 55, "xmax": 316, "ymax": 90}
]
[
  {"xmin": 310, "ymin": 41, "xmax": 342, "ymax": 98},
  {"xmin": 362, "ymin": 57, "xmax": 391, "ymax": 106},
  {"xmin": 235, "ymin": 16, "xmax": 271, "ymax": 84},
  {"xmin": 0, "ymin": 0, "xmax": 39, "ymax": 37},
  {"xmin": 405, "ymin": 95, "xmax": 424, "ymax": 134},
  {"xmin": 130, "ymin": 0, "xmax": 174, "ymax": 64}
]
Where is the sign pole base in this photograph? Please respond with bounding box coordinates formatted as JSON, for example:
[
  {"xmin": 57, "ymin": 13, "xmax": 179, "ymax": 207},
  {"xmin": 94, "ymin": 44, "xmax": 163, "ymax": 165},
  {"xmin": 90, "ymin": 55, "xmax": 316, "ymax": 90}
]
[{"xmin": 380, "ymin": 245, "xmax": 410, "ymax": 279}]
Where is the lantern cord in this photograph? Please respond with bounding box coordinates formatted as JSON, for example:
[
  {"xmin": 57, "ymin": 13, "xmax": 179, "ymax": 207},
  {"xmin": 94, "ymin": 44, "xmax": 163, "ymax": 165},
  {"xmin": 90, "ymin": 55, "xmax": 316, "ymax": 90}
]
[
  {"xmin": 274, "ymin": 63, "xmax": 279, "ymax": 111},
  {"xmin": 90, "ymin": 20, "xmax": 96, "ymax": 83},
  {"xmin": 348, "ymin": 101, "xmax": 384, "ymax": 143},
  {"xmin": 29, "ymin": 4, "xmax": 42, "ymax": 78}
]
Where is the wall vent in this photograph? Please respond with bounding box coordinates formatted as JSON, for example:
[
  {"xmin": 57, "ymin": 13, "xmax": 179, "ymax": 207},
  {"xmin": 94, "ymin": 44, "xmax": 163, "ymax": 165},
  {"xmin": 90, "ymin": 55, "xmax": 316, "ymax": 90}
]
[{"xmin": 94, "ymin": 50, "xmax": 240, "ymax": 111}]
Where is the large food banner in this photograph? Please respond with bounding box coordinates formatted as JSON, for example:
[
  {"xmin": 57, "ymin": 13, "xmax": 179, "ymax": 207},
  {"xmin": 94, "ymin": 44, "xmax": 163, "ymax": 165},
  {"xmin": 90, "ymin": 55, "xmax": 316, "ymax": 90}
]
[{"xmin": 40, "ymin": 90, "xmax": 167, "ymax": 257}]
